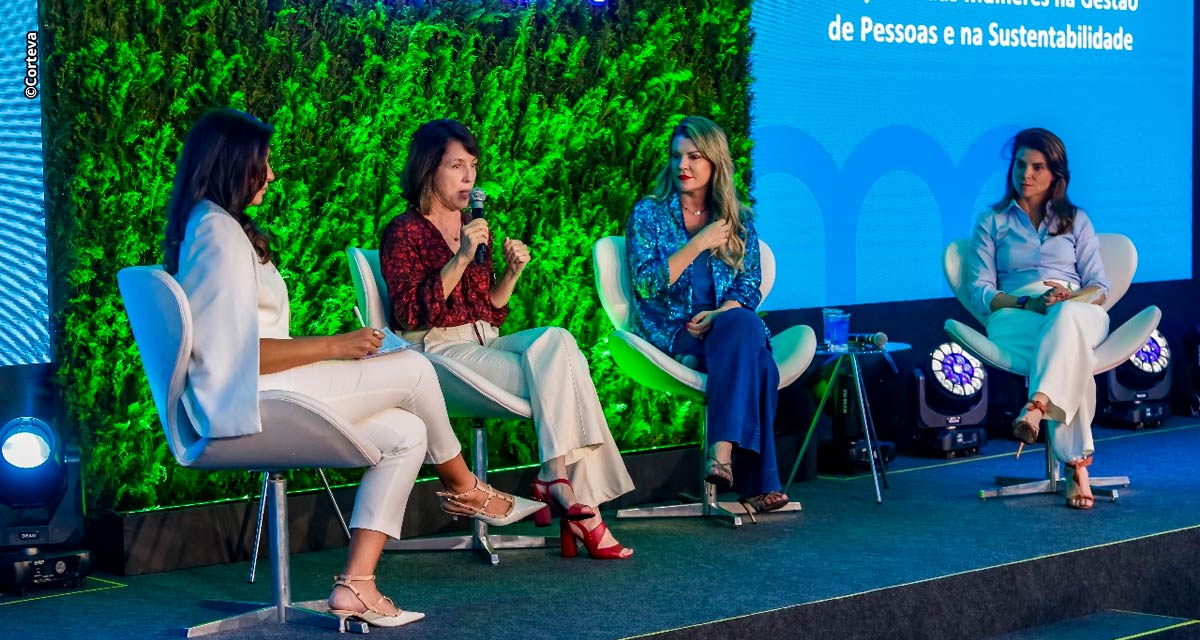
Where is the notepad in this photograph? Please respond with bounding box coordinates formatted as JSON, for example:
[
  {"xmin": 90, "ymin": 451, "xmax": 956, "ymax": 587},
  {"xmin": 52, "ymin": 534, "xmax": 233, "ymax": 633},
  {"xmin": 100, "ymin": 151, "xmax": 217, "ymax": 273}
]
[{"xmin": 365, "ymin": 328, "xmax": 419, "ymax": 358}]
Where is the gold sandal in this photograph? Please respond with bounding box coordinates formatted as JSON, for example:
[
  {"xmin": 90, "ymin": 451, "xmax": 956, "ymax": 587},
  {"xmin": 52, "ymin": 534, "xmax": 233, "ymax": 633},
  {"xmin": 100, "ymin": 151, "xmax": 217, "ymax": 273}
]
[
  {"xmin": 436, "ymin": 478, "xmax": 547, "ymax": 527},
  {"xmin": 1064, "ymin": 457, "xmax": 1095, "ymax": 510},
  {"xmin": 329, "ymin": 574, "xmax": 425, "ymax": 628},
  {"xmin": 1012, "ymin": 399, "xmax": 1047, "ymax": 460}
]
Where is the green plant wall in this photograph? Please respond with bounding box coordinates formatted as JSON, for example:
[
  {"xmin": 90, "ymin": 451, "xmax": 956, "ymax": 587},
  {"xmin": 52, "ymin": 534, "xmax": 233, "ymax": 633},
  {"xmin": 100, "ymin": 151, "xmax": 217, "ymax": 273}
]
[{"xmin": 42, "ymin": 0, "xmax": 754, "ymax": 511}]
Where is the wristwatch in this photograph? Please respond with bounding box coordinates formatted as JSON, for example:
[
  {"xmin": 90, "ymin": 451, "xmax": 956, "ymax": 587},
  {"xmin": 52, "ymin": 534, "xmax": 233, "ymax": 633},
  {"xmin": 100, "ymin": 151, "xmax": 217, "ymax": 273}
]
[{"xmin": 1016, "ymin": 295, "xmax": 1030, "ymax": 309}]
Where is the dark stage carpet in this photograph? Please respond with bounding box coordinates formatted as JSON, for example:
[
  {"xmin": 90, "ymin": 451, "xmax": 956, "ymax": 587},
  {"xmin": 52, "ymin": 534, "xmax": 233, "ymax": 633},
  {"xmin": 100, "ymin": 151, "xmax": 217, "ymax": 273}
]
[{"xmin": 3, "ymin": 420, "xmax": 1200, "ymax": 640}]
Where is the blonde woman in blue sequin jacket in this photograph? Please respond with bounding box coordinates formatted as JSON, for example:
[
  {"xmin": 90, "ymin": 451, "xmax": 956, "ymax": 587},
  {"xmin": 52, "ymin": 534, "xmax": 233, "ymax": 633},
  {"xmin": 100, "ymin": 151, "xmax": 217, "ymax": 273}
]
[{"xmin": 625, "ymin": 116, "xmax": 788, "ymax": 513}]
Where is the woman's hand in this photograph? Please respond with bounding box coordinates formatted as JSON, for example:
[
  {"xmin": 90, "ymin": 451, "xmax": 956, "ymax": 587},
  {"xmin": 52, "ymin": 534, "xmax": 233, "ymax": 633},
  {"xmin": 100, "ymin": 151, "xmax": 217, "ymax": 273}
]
[
  {"xmin": 690, "ymin": 219, "xmax": 731, "ymax": 252},
  {"xmin": 1042, "ymin": 281, "xmax": 1072, "ymax": 305},
  {"xmin": 502, "ymin": 238, "xmax": 532, "ymax": 277},
  {"xmin": 456, "ymin": 218, "xmax": 490, "ymax": 263},
  {"xmin": 685, "ymin": 309, "xmax": 723, "ymax": 338},
  {"xmin": 328, "ymin": 327, "xmax": 383, "ymax": 359}
]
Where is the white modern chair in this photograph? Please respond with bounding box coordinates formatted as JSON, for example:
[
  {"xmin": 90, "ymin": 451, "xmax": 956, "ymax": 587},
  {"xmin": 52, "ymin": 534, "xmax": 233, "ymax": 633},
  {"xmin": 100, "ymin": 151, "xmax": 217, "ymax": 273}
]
[
  {"xmin": 119, "ymin": 266, "xmax": 388, "ymax": 636},
  {"xmin": 345, "ymin": 247, "xmax": 553, "ymax": 565},
  {"xmin": 942, "ymin": 233, "xmax": 1160, "ymax": 501},
  {"xmin": 592, "ymin": 237, "xmax": 817, "ymax": 526}
]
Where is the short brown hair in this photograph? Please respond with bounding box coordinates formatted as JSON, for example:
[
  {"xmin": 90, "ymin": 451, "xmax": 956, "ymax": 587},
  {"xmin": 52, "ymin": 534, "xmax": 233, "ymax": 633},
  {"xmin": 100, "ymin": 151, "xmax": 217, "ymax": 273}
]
[{"xmin": 401, "ymin": 119, "xmax": 481, "ymax": 213}]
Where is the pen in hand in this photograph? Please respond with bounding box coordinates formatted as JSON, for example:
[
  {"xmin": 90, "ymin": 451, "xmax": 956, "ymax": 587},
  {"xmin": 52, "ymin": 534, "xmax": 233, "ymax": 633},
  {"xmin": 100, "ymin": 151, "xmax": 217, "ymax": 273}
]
[{"xmin": 354, "ymin": 305, "xmax": 384, "ymax": 343}]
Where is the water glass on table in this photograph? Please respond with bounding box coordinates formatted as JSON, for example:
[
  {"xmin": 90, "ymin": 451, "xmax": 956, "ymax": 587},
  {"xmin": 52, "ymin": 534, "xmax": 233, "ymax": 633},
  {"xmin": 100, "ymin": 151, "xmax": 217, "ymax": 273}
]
[{"xmin": 823, "ymin": 308, "xmax": 850, "ymax": 352}]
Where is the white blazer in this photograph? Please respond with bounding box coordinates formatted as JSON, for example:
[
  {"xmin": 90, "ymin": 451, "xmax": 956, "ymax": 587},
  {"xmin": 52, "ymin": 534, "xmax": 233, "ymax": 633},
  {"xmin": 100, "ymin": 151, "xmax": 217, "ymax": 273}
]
[{"xmin": 174, "ymin": 200, "xmax": 262, "ymax": 438}]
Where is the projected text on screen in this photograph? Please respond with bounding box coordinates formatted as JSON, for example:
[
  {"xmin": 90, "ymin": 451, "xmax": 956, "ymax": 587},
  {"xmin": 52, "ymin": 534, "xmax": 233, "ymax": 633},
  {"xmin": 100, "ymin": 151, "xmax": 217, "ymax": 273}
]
[{"xmin": 749, "ymin": 0, "xmax": 1192, "ymax": 311}]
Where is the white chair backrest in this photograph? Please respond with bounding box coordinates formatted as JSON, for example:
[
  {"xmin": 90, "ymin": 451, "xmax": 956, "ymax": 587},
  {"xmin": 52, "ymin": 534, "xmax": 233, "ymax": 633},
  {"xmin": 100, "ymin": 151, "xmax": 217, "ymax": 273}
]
[
  {"xmin": 117, "ymin": 266, "xmax": 202, "ymax": 464},
  {"xmin": 943, "ymin": 232, "xmax": 1136, "ymax": 325},
  {"xmin": 344, "ymin": 248, "xmax": 533, "ymax": 419},
  {"xmin": 593, "ymin": 236, "xmax": 776, "ymax": 332},
  {"xmin": 346, "ymin": 247, "xmax": 391, "ymax": 329}
]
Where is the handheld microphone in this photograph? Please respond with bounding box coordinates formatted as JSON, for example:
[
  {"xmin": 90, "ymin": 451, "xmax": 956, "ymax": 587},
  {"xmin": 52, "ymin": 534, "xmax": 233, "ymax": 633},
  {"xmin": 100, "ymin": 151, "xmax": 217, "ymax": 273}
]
[
  {"xmin": 469, "ymin": 187, "xmax": 487, "ymax": 265},
  {"xmin": 848, "ymin": 332, "xmax": 888, "ymax": 349}
]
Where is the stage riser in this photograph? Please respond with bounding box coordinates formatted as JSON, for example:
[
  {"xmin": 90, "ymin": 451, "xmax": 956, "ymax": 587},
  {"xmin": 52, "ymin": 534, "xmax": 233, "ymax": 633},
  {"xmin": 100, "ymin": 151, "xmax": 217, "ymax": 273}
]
[{"xmin": 649, "ymin": 527, "xmax": 1200, "ymax": 639}]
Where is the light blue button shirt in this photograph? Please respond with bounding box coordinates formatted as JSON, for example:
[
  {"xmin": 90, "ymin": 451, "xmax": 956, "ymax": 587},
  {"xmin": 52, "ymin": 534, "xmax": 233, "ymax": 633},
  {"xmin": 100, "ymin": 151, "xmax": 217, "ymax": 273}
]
[{"xmin": 967, "ymin": 200, "xmax": 1110, "ymax": 318}]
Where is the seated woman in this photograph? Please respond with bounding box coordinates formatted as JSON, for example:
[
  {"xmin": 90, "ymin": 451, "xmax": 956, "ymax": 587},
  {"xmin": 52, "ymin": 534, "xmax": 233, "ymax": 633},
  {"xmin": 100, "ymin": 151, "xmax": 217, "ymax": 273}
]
[
  {"xmin": 164, "ymin": 109, "xmax": 544, "ymax": 627},
  {"xmin": 380, "ymin": 119, "xmax": 635, "ymax": 560},
  {"xmin": 625, "ymin": 115, "xmax": 789, "ymax": 514},
  {"xmin": 967, "ymin": 127, "xmax": 1110, "ymax": 510}
]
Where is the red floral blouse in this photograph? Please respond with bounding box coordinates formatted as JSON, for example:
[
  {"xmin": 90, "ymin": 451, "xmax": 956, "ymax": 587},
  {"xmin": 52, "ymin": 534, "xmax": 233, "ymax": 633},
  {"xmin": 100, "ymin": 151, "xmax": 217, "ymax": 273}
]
[{"xmin": 380, "ymin": 210, "xmax": 508, "ymax": 331}]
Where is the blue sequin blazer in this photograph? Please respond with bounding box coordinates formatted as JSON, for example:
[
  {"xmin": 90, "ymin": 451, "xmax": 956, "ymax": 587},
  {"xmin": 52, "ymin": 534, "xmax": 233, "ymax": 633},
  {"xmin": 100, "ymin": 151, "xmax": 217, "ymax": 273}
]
[{"xmin": 624, "ymin": 193, "xmax": 768, "ymax": 354}]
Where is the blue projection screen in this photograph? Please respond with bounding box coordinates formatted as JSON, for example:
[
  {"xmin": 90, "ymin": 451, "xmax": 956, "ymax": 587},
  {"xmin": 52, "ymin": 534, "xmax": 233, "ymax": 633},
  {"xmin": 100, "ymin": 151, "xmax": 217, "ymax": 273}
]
[
  {"xmin": 0, "ymin": 1, "xmax": 48, "ymax": 366},
  {"xmin": 750, "ymin": 1, "xmax": 1193, "ymax": 311}
]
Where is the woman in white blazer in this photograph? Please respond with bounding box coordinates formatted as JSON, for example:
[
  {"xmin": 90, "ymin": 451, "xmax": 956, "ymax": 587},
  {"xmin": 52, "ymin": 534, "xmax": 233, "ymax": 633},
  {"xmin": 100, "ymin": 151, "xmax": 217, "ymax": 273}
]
[{"xmin": 162, "ymin": 109, "xmax": 542, "ymax": 627}]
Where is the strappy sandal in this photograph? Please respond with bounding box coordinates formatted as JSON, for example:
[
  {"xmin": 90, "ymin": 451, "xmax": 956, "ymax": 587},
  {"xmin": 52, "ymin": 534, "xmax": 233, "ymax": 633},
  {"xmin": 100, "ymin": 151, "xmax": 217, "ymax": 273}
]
[
  {"xmin": 328, "ymin": 574, "xmax": 425, "ymax": 629},
  {"xmin": 705, "ymin": 457, "xmax": 734, "ymax": 490},
  {"xmin": 1012, "ymin": 399, "xmax": 1047, "ymax": 459},
  {"xmin": 436, "ymin": 478, "xmax": 547, "ymax": 527},
  {"xmin": 530, "ymin": 478, "xmax": 596, "ymax": 527},
  {"xmin": 740, "ymin": 491, "xmax": 790, "ymax": 514},
  {"xmin": 1064, "ymin": 457, "xmax": 1095, "ymax": 510}
]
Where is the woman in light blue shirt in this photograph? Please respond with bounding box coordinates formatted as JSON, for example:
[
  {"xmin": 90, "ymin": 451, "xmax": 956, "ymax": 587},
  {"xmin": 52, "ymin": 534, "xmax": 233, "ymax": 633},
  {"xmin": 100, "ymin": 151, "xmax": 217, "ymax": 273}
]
[{"xmin": 967, "ymin": 128, "xmax": 1110, "ymax": 510}]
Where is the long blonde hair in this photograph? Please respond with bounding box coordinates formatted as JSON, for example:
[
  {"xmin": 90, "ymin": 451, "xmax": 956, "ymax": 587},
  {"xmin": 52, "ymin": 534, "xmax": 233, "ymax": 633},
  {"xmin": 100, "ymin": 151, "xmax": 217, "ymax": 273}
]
[{"xmin": 649, "ymin": 116, "xmax": 751, "ymax": 271}]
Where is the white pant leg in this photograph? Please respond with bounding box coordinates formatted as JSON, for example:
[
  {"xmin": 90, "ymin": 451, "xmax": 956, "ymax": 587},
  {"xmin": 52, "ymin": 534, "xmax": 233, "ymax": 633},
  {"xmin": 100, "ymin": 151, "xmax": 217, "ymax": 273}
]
[
  {"xmin": 424, "ymin": 323, "xmax": 635, "ymax": 507},
  {"xmin": 259, "ymin": 350, "xmax": 461, "ymax": 538},
  {"xmin": 262, "ymin": 350, "xmax": 462, "ymax": 464},
  {"xmin": 344, "ymin": 408, "xmax": 427, "ymax": 538},
  {"xmin": 1031, "ymin": 302, "xmax": 1109, "ymax": 463},
  {"xmin": 987, "ymin": 301, "xmax": 1109, "ymax": 463}
]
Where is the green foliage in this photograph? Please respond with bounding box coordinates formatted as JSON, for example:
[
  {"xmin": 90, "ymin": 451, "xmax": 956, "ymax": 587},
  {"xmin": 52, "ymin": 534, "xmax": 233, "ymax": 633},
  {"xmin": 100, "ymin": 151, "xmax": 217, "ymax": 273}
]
[{"xmin": 42, "ymin": 0, "xmax": 753, "ymax": 511}]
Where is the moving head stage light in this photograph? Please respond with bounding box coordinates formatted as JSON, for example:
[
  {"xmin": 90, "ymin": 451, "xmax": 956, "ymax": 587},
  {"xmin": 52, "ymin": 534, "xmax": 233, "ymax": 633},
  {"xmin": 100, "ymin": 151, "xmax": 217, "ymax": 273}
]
[
  {"xmin": 0, "ymin": 416, "xmax": 91, "ymax": 596},
  {"xmin": 1099, "ymin": 330, "xmax": 1171, "ymax": 429},
  {"xmin": 913, "ymin": 343, "xmax": 988, "ymax": 458}
]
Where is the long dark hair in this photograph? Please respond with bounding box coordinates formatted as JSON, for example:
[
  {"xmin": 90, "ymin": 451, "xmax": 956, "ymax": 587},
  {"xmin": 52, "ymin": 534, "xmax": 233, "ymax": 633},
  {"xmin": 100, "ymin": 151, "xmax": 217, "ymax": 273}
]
[
  {"xmin": 163, "ymin": 108, "xmax": 274, "ymax": 274},
  {"xmin": 400, "ymin": 119, "xmax": 480, "ymax": 214},
  {"xmin": 991, "ymin": 127, "xmax": 1076, "ymax": 236}
]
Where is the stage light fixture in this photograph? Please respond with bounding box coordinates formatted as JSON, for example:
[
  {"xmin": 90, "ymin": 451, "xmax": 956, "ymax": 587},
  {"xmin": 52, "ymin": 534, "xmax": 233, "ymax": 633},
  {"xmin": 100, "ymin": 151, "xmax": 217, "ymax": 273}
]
[
  {"xmin": 2, "ymin": 424, "xmax": 51, "ymax": 469},
  {"xmin": 1099, "ymin": 330, "xmax": 1171, "ymax": 429},
  {"xmin": 913, "ymin": 343, "xmax": 988, "ymax": 457},
  {"xmin": 0, "ymin": 416, "xmax": 91, "ymax": 596}
]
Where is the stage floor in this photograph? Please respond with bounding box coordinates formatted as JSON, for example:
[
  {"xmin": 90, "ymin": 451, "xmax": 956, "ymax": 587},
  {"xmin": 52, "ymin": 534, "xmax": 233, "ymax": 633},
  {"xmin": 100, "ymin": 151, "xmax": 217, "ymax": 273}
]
[{"xmin": 4, "ymin": 419, "xmax": 1200, "ymax": 640}]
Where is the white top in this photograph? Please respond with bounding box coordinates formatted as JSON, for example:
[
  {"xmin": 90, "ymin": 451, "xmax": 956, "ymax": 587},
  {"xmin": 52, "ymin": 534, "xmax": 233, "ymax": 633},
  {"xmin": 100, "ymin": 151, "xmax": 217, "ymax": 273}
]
[{"xmin": 257, "ymin": 257, "xmax": 291, "ymax": 340}]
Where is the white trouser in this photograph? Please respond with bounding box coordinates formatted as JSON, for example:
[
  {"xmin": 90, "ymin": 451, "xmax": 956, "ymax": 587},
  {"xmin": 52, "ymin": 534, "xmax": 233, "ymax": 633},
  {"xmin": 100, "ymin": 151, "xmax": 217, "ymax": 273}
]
[
  {"xmin": 986, "ymin": 283, "xmax": 1110, "ymax": 464},
  {"xmin": 412, "ymin": 322, "xmax": 635, "ymax": 507},
  {"xmin": 260, "ymin": 350, "xmax": 461, "ymax": 539}
]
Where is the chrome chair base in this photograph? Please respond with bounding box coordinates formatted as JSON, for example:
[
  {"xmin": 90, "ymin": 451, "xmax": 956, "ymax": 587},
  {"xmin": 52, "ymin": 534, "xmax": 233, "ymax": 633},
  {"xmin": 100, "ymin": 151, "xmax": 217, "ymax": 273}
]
[
  {"xmin": 187, "ymin": 600, "xmax": 367, "ymax": 637},
  {"xmin": 189, "ymin": 473, "xmax": 368, "ymax": 637},
  {"xmin": 980, "ymin": 443, "xmax": 1130, "ymax": 502},
  {"xmin": 617, "ymin": 498, "xmax": 802, "ymax": 527},
  {"xmin": 617, "ymin": 499, "xmax": 744, "ymax": 528},
  {"xmin": 386, "ymin": 521, "xmax": 558, "ymax": 567},
  {"xmin": 385, "ymin": 422, "xmax": 556, "ymax": 565},
  {"xmin": 981, "ymin": 475, "xmax": 1130, "ymax": 501}
]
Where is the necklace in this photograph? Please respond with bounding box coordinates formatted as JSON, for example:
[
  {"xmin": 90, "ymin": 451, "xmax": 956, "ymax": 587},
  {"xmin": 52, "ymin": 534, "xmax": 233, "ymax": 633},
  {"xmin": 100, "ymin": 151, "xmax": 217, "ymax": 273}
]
[{"xmin": 683, "ymin": 203, "xmax": 705, "ymax": 217}]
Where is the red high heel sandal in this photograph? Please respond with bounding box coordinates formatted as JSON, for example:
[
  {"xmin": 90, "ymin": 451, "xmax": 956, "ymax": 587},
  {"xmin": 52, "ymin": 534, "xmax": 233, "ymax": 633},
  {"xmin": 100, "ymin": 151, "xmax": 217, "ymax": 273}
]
[
  {"xmin": 530, "ymin": 478, "xmax": 596, "ymax": 528},
  {"xmin": 560, "ymin": 517, "xmax": 633, "ymax": 560}
]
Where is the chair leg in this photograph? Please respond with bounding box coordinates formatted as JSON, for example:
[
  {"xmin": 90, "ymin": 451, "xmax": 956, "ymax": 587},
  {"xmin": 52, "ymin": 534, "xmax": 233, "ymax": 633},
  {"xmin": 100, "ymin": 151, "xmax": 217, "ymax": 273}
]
[
  {"xmin": 189, "ymin": 472, "xmax": 365, "ymax": 637},
  {"xmin": 248, "ymin": 471, "xmax": 269, "ymax": 584},
  {"xmin": 251, "ymin": 469, "xmax": 348, "ymax": 585},
  {"xmin": 317, "ymin": 468, "xmax": 351, "ymax": 540},
  {"xmin": 386, "ymin": 421, "xmax": 556, "ymax": 564}
]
